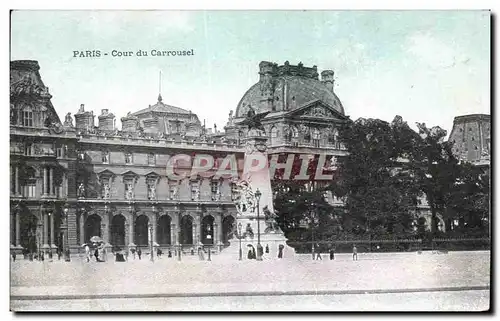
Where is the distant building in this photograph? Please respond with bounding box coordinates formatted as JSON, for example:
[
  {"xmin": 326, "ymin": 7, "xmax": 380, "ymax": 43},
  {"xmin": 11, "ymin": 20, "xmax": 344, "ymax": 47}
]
[{"xmin": 448, "ymin": 114, "xmax": 491, "ymax": 167}]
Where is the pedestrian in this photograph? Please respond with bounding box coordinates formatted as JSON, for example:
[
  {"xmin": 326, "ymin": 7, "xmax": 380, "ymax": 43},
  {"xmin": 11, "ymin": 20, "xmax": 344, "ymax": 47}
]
[
  {"xmin": 131, "ymin": 248, "xmax": 136, "ymax": 260},
  {"xmin": 57, "ymin": 249, "xmax": 62, "ymax": 261},
  {"xmin": 94, "ymin": 248, "xmax": 99, "ymax": 262},
  {"xmin": 278, "ymin": 244, "xmax": 284, "ymax": 259},
  {"xmin": 157, "ymin": 248, "xmax": 162, "ymax": 258},
  {"xmin": 252, "ymin": 246, "xmax": 256, "ymax": 260},
  {"xmin": 352, "ymin": 244, "xmax": 358, "ymax": 261},
  {"xmin": 316, "ymin": 243, "xmax": 322, "ymax": 260},
  {"xmin": 168, "ymin": 250, "xmax": 172, "ymax": 258},
  {"xmin": 329, "ymin": 247, "xmax": 335, "ymax": 260},
  {"xmin": 198, "ymin": 247, "xmax": 205, "ymax": 261},
  {"xmin": 247, "ymin": 247, "xmax": 253, "ymax": 259},
  {"xmin": 11, "ymin": 251, "xmax": 16, "ymax": 262},
  {"xmin": 265, "ymin": 244, "xmax": 269, "ymax": 254},
  {"xmin": 85, "ymin": 244, "xmax": 90, "ymax": 262},
  {"xmin": 137, "ymin": 248, "xmax": 142, "ymax": 260}
]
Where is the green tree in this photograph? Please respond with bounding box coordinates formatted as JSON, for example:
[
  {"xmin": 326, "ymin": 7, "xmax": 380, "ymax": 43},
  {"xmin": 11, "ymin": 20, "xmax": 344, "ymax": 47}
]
[{"xmin": 330, "ymin": 117, "xmax": 419, "ymax": 239}]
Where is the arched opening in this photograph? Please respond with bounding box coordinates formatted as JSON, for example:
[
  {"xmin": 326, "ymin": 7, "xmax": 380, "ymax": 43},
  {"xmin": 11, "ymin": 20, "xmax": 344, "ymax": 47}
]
[
  {"xmin": 180, "ymin": 215, "xmax": 193, "ymax": 245},
  {"xmin": 135, "ymin": 215, "xmax": 149, "ymax": 247},
  {"xmin": 85, "ymin": 214, "xmax": 102, "ymax": 243},
  {"xmin": 201, "ymin": 215, "xmax": 215, "ymax": 245},
  {"xmin": 111, "ymin": 214, "xmax": 126, "ymax": 249},
  {"xmin": 157, "ymin": 215, "xmax": 172, "ymax": 246},
  {"xmin": 20, "ymin": 212, "xmax": 38, "ymax": 254},
  {"xmin": 222, "ymin": 215, "xmax": 236, "ymax": 246}
]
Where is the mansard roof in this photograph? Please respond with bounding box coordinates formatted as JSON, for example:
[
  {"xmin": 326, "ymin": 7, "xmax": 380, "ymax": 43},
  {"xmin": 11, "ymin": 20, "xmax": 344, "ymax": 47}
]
[{"xmin": 133, "ymin": 94, "xmax": 192, "ymax": 116}]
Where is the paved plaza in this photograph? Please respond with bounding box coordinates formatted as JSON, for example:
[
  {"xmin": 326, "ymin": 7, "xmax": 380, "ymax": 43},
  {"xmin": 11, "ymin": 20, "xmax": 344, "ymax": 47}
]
[{"xmin": 10, "ymin": 251, "xmax": 490, "ymax": 311}]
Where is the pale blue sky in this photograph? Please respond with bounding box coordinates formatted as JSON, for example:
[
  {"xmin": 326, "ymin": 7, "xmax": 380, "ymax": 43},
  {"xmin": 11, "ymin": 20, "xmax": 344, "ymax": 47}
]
[{"xmin": 10, "ymin": 10, "xmax": 490, "ymax": 134}]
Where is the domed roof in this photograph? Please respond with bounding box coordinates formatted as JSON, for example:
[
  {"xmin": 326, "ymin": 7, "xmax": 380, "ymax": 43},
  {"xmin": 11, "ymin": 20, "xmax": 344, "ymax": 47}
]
[{"xmin": 235, "ymin": 61, "xmax": 345, "ymax": 118}]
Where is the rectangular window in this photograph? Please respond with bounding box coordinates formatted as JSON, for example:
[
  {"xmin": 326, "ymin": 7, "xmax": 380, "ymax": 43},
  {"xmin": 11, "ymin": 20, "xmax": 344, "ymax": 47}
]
[
  {"xmin": 169, "ymin": 182, "xmax": 178, "ymax": 200},
  {"xmin": 24, "ymin": 143, "xmax": 33, "ymax": 156},
  {"xmin": 102, "ymin": 182, "xmax": 110, "ymax": 199},
  {"xmin": 56, "ymin": 147, "xmax": 63, "ymax": 158},
  {"xmin": 148, "ymin": 153, "xmax": 156, "ymax": 165},
  {"xmin": 191, "ymin": 181, "xmax": 200, "ymax": 200},
  {"xmin": 211, "ymin": 181, "xmax": 219, "ymax": 201},
  {"xmin": 231, "ymin": 182, "xmax": 238, "ymax": 201},
  {"xmin": 125, "ymin": 152, "xmax": 132, "ymax": 164},
  {"xmin": 102, "ymin": 151, "xmax": 110, "ymax": 164},
  {"xmin": 124, "ymin": 181, "xmax": 134, "ymax": 200},
  {"xmin": 147, "ymin": 181, "xmax": 156, "ymax": 200},
  {"xmin": 23, "ymin": 111, "xmax": 33, "ymax": 127},
  {"xmin": 26, "ymin": 180, "xmax": 36, "ymax": 198},
  {"xmin": 313, "ymin": 140, "xmax": 320, "ymax": 148}
]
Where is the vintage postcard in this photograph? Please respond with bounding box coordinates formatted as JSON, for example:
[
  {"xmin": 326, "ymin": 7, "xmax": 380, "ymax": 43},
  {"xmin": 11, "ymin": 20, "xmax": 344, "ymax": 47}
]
[{"xmin": 9, "ymin": 10, "xmax": 491, "ymax": 312}]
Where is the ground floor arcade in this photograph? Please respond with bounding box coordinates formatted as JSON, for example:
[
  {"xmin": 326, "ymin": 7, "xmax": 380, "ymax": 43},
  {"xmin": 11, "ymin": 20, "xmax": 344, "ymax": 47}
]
[{"xmin": 10, "ymin": 200, "xmax": 238, "ymax": 254}]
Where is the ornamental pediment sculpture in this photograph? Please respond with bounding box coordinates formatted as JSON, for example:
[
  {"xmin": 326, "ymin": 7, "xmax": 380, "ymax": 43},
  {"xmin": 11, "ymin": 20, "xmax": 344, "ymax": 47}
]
[{"xmin": 300, "ymin": 106, "xmax": 334, "ymax": 118}]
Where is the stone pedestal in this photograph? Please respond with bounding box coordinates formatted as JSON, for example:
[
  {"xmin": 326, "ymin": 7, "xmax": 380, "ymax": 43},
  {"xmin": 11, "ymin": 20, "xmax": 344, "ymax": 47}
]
[{"xmin": 219, "ymin": 133, "xmax": 295, "ymax": 260}]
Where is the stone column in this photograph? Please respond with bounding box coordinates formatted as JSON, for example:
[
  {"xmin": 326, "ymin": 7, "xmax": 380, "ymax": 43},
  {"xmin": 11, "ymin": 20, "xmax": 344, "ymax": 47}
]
[
  {"xmin": 102, "ymin": 223, "xmax": 109, "ymax": 244},
  {"xmin": 152, "ymin": 214, "xmax": 158, "ymax": 246},
  {"xmin": 10, "ymin": 213, "xmax": 15, "ymax": 246},
  {"xmin": 170, "ymin": 220, "xmax": 176, "ymax": 246},
  {"xmin": 15, "ymin": 210, "xmax": 21, "ymax": 247},
  {"xmin": 43, "ymin": 167, "xmax": 48, "ymax": 196},
  {"xmin": 50, "ymin": 212, "xmax": 55, "ymax": 248},
  {"xmin": 43, "ymin": 212, "xmax": 49, "ymax": 248},
  {"xmin": 128, "ymin": 212, "xmax": 135, "ymax": 247},
  {"xmin": 49, "ymin": 168, "xmax": 54, "ymax": 196},
  {"xmin": 79, "ymin": 213, "xmax": 85, "ymax": 245},
  {"xmin": 15, "ymin": 166, "xmax": 20, "ymax": 195}
]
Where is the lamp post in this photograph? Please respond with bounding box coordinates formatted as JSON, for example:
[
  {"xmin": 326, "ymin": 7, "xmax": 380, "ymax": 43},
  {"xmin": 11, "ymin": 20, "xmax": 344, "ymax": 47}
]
[
  {"xmin": 37, "ymin": 222, "xmax": 42, "ymax": 261},
  {"xmin": 310, "ymin": 202, "xmax": 316, "ymax": 260},
  {"xmin": 238, "ymin": 222, "xmax": 243, "ymax": 261},
  {"xmin": 148, "ymin": 222, "xmax": 154, "ymax": 262},
  {"xmin": 254, "ymin": 188, "xmax": 262, "ymax": 261}
]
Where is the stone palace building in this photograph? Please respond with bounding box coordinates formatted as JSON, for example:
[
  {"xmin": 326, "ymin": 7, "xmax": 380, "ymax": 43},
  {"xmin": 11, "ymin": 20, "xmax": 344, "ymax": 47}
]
[{"xmin": 11, "ymin": 59, "xmax": 481, "ymax": 256}]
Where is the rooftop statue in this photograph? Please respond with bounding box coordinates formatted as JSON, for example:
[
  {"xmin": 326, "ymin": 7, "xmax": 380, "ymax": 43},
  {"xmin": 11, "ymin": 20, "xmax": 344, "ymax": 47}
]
[{"xmin": 236, "ymin": 106, "xmax": 270, "ymax": 135}]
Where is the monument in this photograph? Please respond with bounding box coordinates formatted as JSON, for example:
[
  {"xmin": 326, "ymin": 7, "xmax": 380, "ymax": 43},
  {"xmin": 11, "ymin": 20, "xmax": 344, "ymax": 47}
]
[{"xmin": 221, "ymin": 109, "xmax": 295, "ymax": 260}]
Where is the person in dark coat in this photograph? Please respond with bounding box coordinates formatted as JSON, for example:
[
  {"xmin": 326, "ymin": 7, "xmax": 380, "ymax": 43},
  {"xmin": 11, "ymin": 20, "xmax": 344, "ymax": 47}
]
[
  {"xmin": 278, "ymin": 244, "xmax": 284, "ymax": 259},
  {"xmin": 137, "ymin": 248, "xmax": 142, "ymax": 260},
  {"xmin": 94, "ymin": 248, "xmax": 99, "ymax": 261},
  {"xmin": 265, "ymin": 244, "xmax": 269, "ymax": 254},
  {"xmin": 329, "ymin": 247, "xmax": 335, "ymax": 260}
]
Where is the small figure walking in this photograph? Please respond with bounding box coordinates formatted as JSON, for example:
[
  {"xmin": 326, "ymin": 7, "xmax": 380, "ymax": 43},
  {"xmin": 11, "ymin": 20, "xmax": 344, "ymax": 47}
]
[
  {"xmin": 278, "ymin": 244, "xmax": 284, "ymax": 259},
  {"xmin": 329, "ymin": 247, "xmax": 335, "ymax": 260},
  {"xmin": 265, "ymin": 244, "xmax": 269, "ymax": 254},
  {"xmin": 137, "ymin": 248, "xmax": 142, "ymax": 260},
  {"xmin": 315, "ymin": 243, "xmax": 322, "ymax": 260},
  {"xmin": 85, "ymin": 244, "xmax": 91, "ymax": 262},
  {"xmin": 352, "ymin": 244, "xmax": 358, "ymax": 261},
  {"xmin": 94, "ymin": 248, "xmax": 100, "ymax": 262}
]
